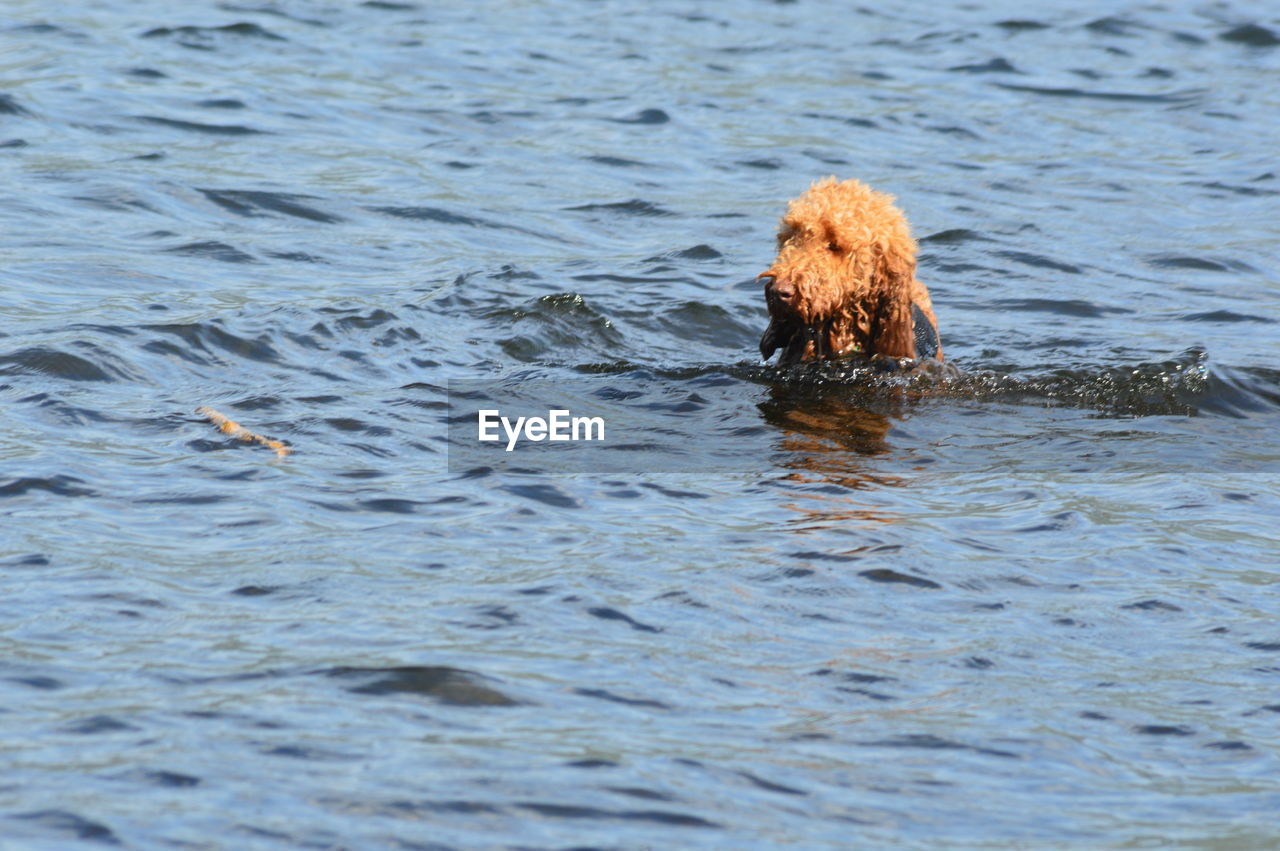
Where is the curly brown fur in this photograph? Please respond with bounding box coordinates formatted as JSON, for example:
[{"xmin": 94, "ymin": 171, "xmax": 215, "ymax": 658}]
[{"xmin": 759, "ymin": 177, "xmax": 941, "ymax": 365}]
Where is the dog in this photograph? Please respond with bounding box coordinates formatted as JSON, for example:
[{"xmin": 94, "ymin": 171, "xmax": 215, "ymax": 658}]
[{"xmin": 759, "ymin": 178, "xmax": 941, "ymax": 365}]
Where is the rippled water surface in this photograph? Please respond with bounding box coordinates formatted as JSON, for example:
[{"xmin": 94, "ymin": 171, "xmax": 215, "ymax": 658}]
[{"xmin": 3, "ymin": 1, "xmax": 1280, "ymax": 847}]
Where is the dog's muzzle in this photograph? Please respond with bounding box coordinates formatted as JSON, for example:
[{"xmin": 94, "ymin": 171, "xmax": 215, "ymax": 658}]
[{"xmin": 759, "ymin": 274, "xmax": 800, "ymax": 362}]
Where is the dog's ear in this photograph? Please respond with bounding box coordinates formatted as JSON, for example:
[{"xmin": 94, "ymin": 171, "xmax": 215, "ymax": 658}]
[{"xmin": 868, "ymin": 243, "xmax": 918, "ymax": 359}]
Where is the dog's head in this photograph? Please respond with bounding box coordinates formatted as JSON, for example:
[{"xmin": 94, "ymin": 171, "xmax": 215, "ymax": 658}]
[{"xmin": 759, "ymin": 178, "xmax": 923, "ymax": 364}]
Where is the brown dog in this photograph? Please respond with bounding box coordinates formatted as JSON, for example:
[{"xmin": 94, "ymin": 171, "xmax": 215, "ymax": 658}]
[{"xmin": 759, "ymin": 178, "xmax": 941, "ymax": 365}]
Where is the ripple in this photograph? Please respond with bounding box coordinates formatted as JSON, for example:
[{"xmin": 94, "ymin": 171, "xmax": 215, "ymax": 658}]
[
  {"xmin": 993, "ymin": 83, "xmax": 1203, "ymax": 105},
  {"xmin": 140, "ymin": 22, "xmax": 286, "ymax": 43},
  {"xmin": 990, "ymin": 296, "xmax": 1130, "ymax": 317},
  {"xmin": 489, "ymin": 292, "xmax": 624, "ymax": 362},
  {"xmin": 163, "ymin": 240, "xmax": 257, "ymax": 263},
  {"xmin": 608, "ymin": 108, "xmax": 670, "ymax": 124},
  {"xmin": 369, "ymin": 204, "xmax": 555, "ymax": 240},
  {"xmin": 1219, "ymin": 24, "xmax": 1280, "ymax": 47},
  {"xmin": 135, "ymin": 115, "xmax": 266, "ymax": 136},
  {"xmin": 0, "ymin": 346, "xmax": 122, "ymax": 382},
  {"xmin": 199, "ymin": 188, "xmax": 342, "ymax": 223},
  {"xmin": 948, "ymin": 57, "xmax": 1020, "ymax": 74},
  {"xmin": 327, "ymin": 666, "xmax": 519, "ymax": 706},
  {"xmin": 1149, "ymin": 254, "xmax": 1256, "ymax": 273},
  {"xmin": 1179, "ymin": 310, "xmax": 1273, "ymax": 324},
  {"xmin": 142, "ymin": 321, "xmax": 282, "ymax": 363},
  {"xmin": 515, "ymin": 802, "xmax": 717, "ymax": 828},
  {"xmin": 0, "ymin": 94, "xmax": 30, "ymax": 115},
  {"xmin": 994, "ymin": 251, "xmax": 1084, "ymax": 275},
  {"xmin": 13, "ymin": 811, "xmax": 119, "ymax": 844},
  {"xmin": 860, "ymin": 733, "xmax": 1017, "ymax": 759},
  {"xmin": 196, "ymin": 98, "xmax": 246, "ymax": 109},
  {"xmin": 921, "ymin": 228, "xmax": 994, "ymax": 245},
  {"xmin": 585, "ymin": 154, "xmax": 649, "ymax": 168},
  {"xmin": 858, "ymin": 568, "xmax": 943, "ymax": 589},
  {"xmin": 564, "ymin": 199, "xmax": 674, "ymax": 217},
  {"xmin": 996, "ymin": 19, "xmax": 1051, "ymax": 31}
]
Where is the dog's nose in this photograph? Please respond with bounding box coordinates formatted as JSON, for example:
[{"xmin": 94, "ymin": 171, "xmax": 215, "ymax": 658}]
[{"xmin": 765, "ymin": 277, "xmax": 796, "ymax": 304}]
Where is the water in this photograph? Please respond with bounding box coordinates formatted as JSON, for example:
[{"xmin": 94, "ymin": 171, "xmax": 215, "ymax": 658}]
[{"xmin": 3, "ymin": 1, "xmax": 1280, "ymax": 847}]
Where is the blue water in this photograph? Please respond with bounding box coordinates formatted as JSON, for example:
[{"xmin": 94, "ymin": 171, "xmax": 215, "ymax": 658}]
[{"xmin": 3, "ymin": 1, "xmax": 1280, "ymax": 847}]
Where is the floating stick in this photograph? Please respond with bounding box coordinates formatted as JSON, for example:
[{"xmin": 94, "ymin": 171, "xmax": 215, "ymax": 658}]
[{"xmin": 195, "ymin": 406, "xmax": 291, "ymax": 457}]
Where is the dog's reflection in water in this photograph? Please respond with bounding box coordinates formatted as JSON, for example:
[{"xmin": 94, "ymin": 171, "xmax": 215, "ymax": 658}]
[{"xmin": 757, "ymin": 384, "xmax": 922, "ymax": 527}]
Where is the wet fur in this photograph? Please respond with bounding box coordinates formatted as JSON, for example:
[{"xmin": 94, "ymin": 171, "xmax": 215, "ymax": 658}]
[{"xmin": 759, "ymin": 178, "xmax": 941, "ymax": 364}]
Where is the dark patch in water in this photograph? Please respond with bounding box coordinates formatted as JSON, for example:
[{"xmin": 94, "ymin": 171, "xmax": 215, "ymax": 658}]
[
  {"xmin": 1180, "ymin": 310, "xmax": 1273, "ymax": 324},
  {"xmin": 609, "ymin": 108, "xmax": 671, "ymax": 124},
  {"xmin": 0, "ymin": 347, "xmax": 119, "ymax": 382},
  {"xmin": 63, "ymin": 714, "xmax": 137, "ymax": 734},
  {"xmin": 140, "ymin": 770, "xmax": 201, "ymax": 787},
  {"xmin": 329, "ymin": 666, "xmax": 519, "ymax": 706},
  {"xmin": 1194, "ymin": 180, "xmax": 1279, "ymax": 198},
  {"xmin": 861, "ymin": 734, "xmax": 1017, "ymax": 759},
  {"xmin": 371, "ymin": 205, "xmax": 487, "ymax": 226},
  {"xmin": 163, "ymin": 240, "xmax": 257, "ymax": 263},
  {"xmin": 4, "ymin": 674, "xmax": 64, "ymax": 689},
  {"xmin": 1219, "ymin": 24, "xmax": 1280, "ymax": 47},
  {"xmin": 991, "ymin": 297, "xmax": 1128, "ymax": 317},
  {"xmin": 1122, "ymin": 599, "xmax": 1183, "ymax": 612},
  {"xmin": 996, "ymin": 20, "xmax": 1051, "ymax": 31},
  {"xmin": 565, "ymin": 199, "xmax": 674, "ymax": 217},
  {"xmin": 0, "ymin": 473, "xmax": 95, "ymax": 501},
  {"xmin": 370, "ymin": 204, "xmax": 553, "ymax": 240},
  {"xmin": 144, "ymin": 321, "xmax": 280, "ymax": 363},
  {"xmin": 516, "ymin": 801, "xmax": 718, "ymax": 827},
  {"xmin": 1149, "ymin": 255, "xmax": 1254, "ymax": 272},
  {"xmin": 587, "ymin": 607, "xmax": 662, "ymax": 633},
  {"xmin": 668, "ymin": 244, "xmax": 723, "ymax": 260},
  {"xmin": 949, "ymin": 57, "xmax": 1019, "ymax": 74},
  {"xmin": 859, "ymin": 569, "xmax": 942, "ymax": 589},
  {"xmin": 737, "ymin": 770, "xmax": 807, "ymax": 796},
  {"xmin": 13, "ymin": 810, "xmax": 120, "ymax": 844},
  {"xmin": 1085, "ymin": 17, "xmax": 1142, "ymax": 37},
  {"xmin": 231, "ymin": 585, "xmax": 276, "ymax": 596},
  {"xmin": 135, "ymin": 115, "xmax": 266, "ymax": 135},
  {"xmin": 586, "ymin": 154, "xmax": 648, "ymax": 168},
  {"xmin": 577, "ymin": 687, "xmax": 669, "ymax": 708},
  {"xmin": 500, "ymin": 481, "xmax": 581, "ymax": 508},
  {"xmin": 922, "ymin": 228, "xmax": 993, "ymax": 245},
  {"xmin": 199, "ymin": 188, "xmax": 341, "ymax": 223},
  {"xmin": 0, "ymin": 94, "xmax": 31, "ymax": 115},
  {"xmin": 141, "ymin": 22, "xmax": 286, "ymax": 42},
  {"xmin": 994, "ymin": 252, "xmax": 1083, "ymax": 275},
  {"xmin": 993, "ymin": 83, "xmax": 1201, "ymax": 105},
  {"xmin": 1134, "ymin": 724, "xmax": 1194, "ymax": 736}
]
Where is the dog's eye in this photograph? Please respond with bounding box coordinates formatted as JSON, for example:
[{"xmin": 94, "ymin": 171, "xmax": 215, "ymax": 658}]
[{"xmin": 827, "ymin": 241, "xmax": 841, "ymax": 253}]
